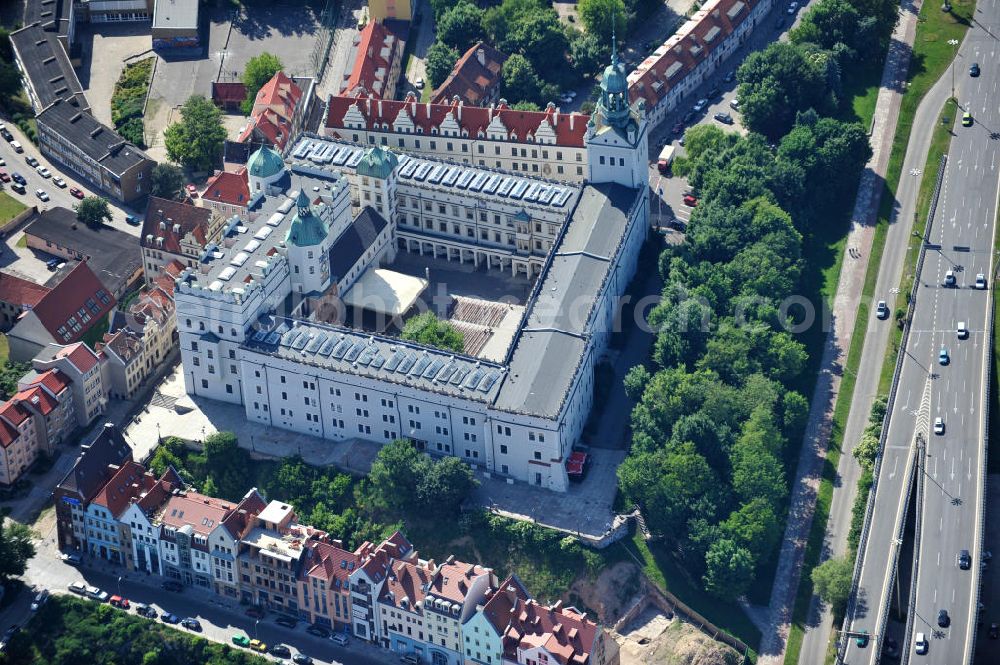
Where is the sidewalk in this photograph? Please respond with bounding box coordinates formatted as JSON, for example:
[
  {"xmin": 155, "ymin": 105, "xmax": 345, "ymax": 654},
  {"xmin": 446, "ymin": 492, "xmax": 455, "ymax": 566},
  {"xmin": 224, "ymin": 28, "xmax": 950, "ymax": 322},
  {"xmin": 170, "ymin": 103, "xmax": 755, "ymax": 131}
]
[{"xmin": 755, "ymin": 1, "xmax": 923, "ymax": 662}]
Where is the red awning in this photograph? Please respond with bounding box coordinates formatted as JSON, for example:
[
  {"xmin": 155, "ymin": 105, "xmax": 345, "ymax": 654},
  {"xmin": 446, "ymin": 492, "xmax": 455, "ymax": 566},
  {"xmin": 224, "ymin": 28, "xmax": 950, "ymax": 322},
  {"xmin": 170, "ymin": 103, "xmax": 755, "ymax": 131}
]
[{"xmin": 566, "ymin": 451, "xmax": 588, "ymax": 476}]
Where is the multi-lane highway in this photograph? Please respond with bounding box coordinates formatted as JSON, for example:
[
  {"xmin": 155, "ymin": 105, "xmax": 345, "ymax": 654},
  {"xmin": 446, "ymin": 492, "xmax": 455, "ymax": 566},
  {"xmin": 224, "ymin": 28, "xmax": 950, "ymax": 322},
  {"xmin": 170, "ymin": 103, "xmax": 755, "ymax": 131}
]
[{"xmin": 841, "ymin": 8, "xmax": 1000, "ymax": 662}]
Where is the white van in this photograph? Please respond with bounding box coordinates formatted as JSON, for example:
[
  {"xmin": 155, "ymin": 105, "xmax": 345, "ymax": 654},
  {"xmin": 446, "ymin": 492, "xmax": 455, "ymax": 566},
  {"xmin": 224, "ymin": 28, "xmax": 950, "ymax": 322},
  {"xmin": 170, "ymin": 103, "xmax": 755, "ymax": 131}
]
[{"xmin": 9, "ymin": 140, "xmax": 22, "ymax": 153}]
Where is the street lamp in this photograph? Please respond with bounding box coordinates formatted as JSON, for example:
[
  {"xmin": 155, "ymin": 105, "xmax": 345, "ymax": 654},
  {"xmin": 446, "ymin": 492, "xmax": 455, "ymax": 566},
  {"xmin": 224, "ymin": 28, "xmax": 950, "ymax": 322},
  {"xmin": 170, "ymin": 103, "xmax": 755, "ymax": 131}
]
[
  {"xmin": 254, "ymin": 619, "xmax": 260, "ymax": 640},
  {"xmin": 948, "ymin": 39, "xmax": 960, "ymax": 99},
  {"xmin": 117, "ymin": 575, "xmax": 123, "ymax": 599}
]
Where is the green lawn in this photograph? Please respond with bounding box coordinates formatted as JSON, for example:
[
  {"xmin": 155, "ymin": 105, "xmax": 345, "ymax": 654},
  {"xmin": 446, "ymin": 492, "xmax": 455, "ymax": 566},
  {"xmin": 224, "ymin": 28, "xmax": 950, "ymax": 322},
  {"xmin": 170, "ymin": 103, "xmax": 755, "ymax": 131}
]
[
  {"xmin": 987, "ymin": 198, "xmax": 1000, "ymax": 471},
  {"xmin": 0, "ymin": 191, "xmax": 27, "ymax": 226},
  {"xmin": 839, "ymin": 58, "xmax": 886, "ymax": 128},
  {"xmin": 0, "ymin": 334, "xmax": 9, "ymax": 365},
  {"xmin": 622, "ymin": 532, "xmax": 760, "ymax": 661},
  {"xmin": 782, "ymin": 0, "xmax": 976, "ymax": 654}
]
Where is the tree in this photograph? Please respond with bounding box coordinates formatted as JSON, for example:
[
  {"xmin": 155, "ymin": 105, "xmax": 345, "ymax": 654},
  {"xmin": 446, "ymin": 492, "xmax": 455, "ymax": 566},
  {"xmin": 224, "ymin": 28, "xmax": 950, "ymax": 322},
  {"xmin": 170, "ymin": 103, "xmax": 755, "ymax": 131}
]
[
  {"xmin": 241, "ymin": 53, "xmax": 283, "ymax": 115},
  {"xmin": 623, "ymin": 365, "xmax": 651, "ymax": 401},
  {"xmin": 500, "ymin": 54, "xmax": 541, "ymax": 105},
  {"xmin": 401, "ymin": 312, "xmax": 465, "ymax": 353},
  {"xmin": 736, "ymin": 42, "xmax": 829, "ymax": 138},
  {"xmin": 504, "ymin": 10, "xmax": 569, "ymax": 75},
  {"xmin": 0, "ymin": 360, "xmax": 29, "ymax": 401},
  {"xmin": 164, "ymin": 95, "xmax": 227, "ymax": 172},
  {"xmin": 74, "ymin": 196, "xmax": 113, "ymax": 229},
  {"xmin": 150, "ymin": 163, "xmax": 186, "ymax": 200},
  {"xmin": 202, "ymin": 431, "xmax": 251, "ymax": 501},
  {"xmin": 811, "ymin": 555, "xmax": 854, "ymax": 611},
  {"xmin": 568, "ymin": 31, "xmax": 610, "ymax": 79},
  {"xmin": 368, "ymin": 440, "xmax": 431, "ymax": 510},
  {"xmin": 702, "ymin": 538, "xmax": 754, "ymax": 599},
  {"xmin": 578, "ymin": 0, "xmax": 627, "ymax": 42},
  {"xmin": 512, "ymin": 101, "xmax": 541, "ymax": 111},
  {"xmin": 0, "ymin": 520, "xmax": 35, "ymax": 582},
  {"xmin": 416, "ymin": 456, "xmax": 478, "ymax": 515},
  {"xmin": 438, "ymin": 2, "xmax": 486, "ymax": 51},
  {"xmin": 425, "ymin": 41, "xmax": 461, "ymax": 89},
  {"xmin": 790, "ymin": 0, "xmax": 860, "ymax": 57},
  {"xmin": 721, "ymin": 497, "xmax": 782, "ymax": 557}
]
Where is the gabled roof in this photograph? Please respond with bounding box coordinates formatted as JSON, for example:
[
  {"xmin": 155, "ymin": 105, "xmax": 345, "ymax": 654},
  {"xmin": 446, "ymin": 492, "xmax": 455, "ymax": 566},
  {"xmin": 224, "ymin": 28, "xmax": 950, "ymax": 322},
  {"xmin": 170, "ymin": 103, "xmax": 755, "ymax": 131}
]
[
  {"xmin": 28, "ymin": 262, "xmax": 116, "ymax": 344},
  {"xmin": 481, "ymin": 575, "xmax": 531, "ymax": 635},
  {"xmin": 29, "ymin": 368, "xmax": 72, "ymax": 396},
  {"xmin": 14, "ymin": 385, "xmax": 60, "ymax": 416},
  {"xmin": 0, "ymin": 400, "xmax": 32, "ymax": 428},
  {"xmin": 0, "ymin": 272, "xmax": 50, "ymax": 309},
  {"xmin": 101, "ymin": 328, "xmax": 143, "ymax": 365},
  {"xmin": 379, "ymin": 559, "xmax": 434, "ymax": 614},
  {"xmin": 202, "ymin": 170, "xmax": 250, "ymax": 208},
  {"xmin": 341, "ymin": 21, "xmax": 402, "ymax": 98},
  {"xmin": 500, "ymin": 600, "xmax": 600, "ymax": 665},
  {"xmin": 301, "ymin": 540, "xmax": 363, "ymax": 590},
  {"xmin": 0, "ymin": 416, "xmax": 23, "ymax": 449},
  {"xmin": 54, "ymin": 343, "xmax": 101, "ymax": 374},
  {"xmin": 158, "ymin": 490, "xmax": 235, "ymax": 536},
  {"xmin": 56, "ymin": 423, "xmax": 134, "ymax": 500},
  {"xmin": 91, "ymin": 460, "xmax": 153, "ymax": 518},
  {"xmin": 141, "ymin": 197, "xmax": 214, "ymax": 254},
  {"xmin": 428, "ymin": 559, "xmax": 491, "ymax": 605},
  {"xmin": 254, "ymin": 71, "xmax": 302, "ymax": 119},
  {"xmin": 221, "ymin": 487, "xmax": 268, "ymax": 539},
  {"xmin": 326, "ymin": 92, "xmax": 589, "ymax": 148},
  {"xmin": 328, "ymin": 206, "xmax": 388, "ymax": 280},
  {"xmin": 431, "ymin": 42, "xmax": 507, "ymax": 106},
  {"xmin": 35, "ymin": 98, "xmax": 151, "ymax": 176}
]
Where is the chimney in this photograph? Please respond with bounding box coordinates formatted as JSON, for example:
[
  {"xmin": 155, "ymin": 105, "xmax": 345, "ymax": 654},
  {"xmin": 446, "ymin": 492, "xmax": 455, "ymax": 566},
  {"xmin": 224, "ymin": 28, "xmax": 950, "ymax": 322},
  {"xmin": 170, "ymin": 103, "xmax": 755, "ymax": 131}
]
[
  {"xmin": 457, "ymin": 100, "xmax": 463, "ymax": 122},
  {"xmin": 477, "ymin": 47, "xmax": 486, "ymax": 67}
]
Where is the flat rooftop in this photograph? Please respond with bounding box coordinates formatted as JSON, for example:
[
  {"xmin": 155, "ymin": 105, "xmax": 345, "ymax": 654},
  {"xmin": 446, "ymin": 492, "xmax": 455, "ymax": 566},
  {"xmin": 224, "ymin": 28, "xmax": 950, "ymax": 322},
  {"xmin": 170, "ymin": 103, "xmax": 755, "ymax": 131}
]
[{"xmin": 153, "ymin": 0, "xmax": 200, "ymax": 30}]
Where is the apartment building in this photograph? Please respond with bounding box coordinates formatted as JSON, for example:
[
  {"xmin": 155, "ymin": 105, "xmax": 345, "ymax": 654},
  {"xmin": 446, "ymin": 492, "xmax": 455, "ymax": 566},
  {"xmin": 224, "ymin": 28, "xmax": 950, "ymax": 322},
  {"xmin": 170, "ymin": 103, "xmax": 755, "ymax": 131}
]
[
  {"xmin": 324, "ymin": 94, "xmax": 590, "ymax": 182},
  {"xmin": 15, "ymin": 368, "xmax": 77, "ymax": 451},
  {"xmin": 84, "ymin": 460, "xmax": 152, "ymax": 563},
  {"xmin": 462, "ymin": 575, "xmax": 530, "ymax": 665},
  {"xmin": 141, "ymin": 197, "xmax": 225, "ymax": 278},
  {"xmin": 0, "ymin": 401, "xmax": 40, "ymax": 487},
  {"xmin": 32, "ymin": 342, "xmax": 108, "ymax": 426},
  {"xmin": 54, "ymin": 423, "xmax": 134, "ymax": 550},
  {"xmin": 237, "ymin": 72, "xmax": 313, "ymax": 152},
  {"xmin": 627, "ymin": 0, "xmax": 773, "ymax": 128},
  {"xmin": 377, "ymin": 559, "xmax": 436, "ymax": 657},
  {"xmin": 431, "ymin": 42, "xmax": 507, "ymax": 106},
  {"xmin": 349, "ymin": 532, "xmax": 416, "ymax": 642},
  {"xmin": 298, "ymin": 540, "xmax": 364, "ymax": 629},
  {"xmin": 158, "ymin": 489, "xmax": 236, "ymax": 590},
  {"xmin": 0, "ymin": 274, "xmax": 50, "ymax": 332},
  {"xmin": 119, "ymin": 468, "xmax": 182, "ymax": 575},
  {"xmin": 109, "ymin": 286, "xmax": 177, "ymax": 373},
  {"xmin": 201, "ymin": 170, "xmax": 251, "ymax": 219},
  {"xmin": 341, "ymin": 21, "xmax": 405, "ymax": 100},
  {"xmin": 99, "ymin": 329, "xmax": 146, "ymax": 399},
  {"xmin": 212, "ymin": 489, "xmax": 268, "ymax": 598}
]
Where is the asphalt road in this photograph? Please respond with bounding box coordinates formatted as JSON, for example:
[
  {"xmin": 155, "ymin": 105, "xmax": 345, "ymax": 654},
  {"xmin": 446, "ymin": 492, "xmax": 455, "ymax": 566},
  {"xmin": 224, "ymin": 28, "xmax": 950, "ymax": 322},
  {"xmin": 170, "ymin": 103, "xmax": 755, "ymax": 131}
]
[
  {"xmin": 0, "ymin": 123, "xmax": 145, "ymax": 236},
  {"xmin": 841, "ymin": 13, "xmax": 1000, "ymax": 664},
  {"xmin": 795, "ymin": 20, "xmax": 958, "ymax": 665}
]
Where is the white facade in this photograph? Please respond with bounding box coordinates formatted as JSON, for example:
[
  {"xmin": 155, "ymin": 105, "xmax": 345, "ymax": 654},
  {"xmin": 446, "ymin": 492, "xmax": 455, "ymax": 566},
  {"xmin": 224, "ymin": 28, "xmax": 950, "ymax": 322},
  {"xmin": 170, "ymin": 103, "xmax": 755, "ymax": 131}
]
[{"xmin": 121, "ymin": 501, "xmax": 162, "ymax": 575}]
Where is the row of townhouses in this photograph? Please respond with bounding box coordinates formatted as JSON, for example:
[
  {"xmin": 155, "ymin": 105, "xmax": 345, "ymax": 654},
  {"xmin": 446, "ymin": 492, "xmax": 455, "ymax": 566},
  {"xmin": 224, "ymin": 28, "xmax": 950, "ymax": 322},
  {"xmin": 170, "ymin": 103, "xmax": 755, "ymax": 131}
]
[
  {"xmin": 54, "ymin": 435, "xmax": 619, "ymax": 665},
  {"xmin": 0, "ymin": 283, "xmax": 177, "ymax": 486}
]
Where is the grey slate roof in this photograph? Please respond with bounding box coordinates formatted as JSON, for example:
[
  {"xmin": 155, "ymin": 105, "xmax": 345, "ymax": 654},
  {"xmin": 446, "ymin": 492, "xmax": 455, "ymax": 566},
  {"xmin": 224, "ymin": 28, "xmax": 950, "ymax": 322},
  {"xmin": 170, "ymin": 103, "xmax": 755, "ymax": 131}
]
[
  {"xmin": 494, "ymin": 183, "xmax": 642, "ymax": 418},
  {"xmin": 36, "ymin": 98, "xmax": 151, "ymax": 177},
  {"xmin": 10, "ymin": 22, "xmax": 88, "ymax": 112},
  {"xmin": 329, "ymin": 207, "xmax": 388, "ymax": 280},
  {"xmin": 24, "ymin": 207, "xmax": 142, "ymax": 296},
  {"xmin": 56, "ymin": 423, "xmax": 134, "ymax": 500}
]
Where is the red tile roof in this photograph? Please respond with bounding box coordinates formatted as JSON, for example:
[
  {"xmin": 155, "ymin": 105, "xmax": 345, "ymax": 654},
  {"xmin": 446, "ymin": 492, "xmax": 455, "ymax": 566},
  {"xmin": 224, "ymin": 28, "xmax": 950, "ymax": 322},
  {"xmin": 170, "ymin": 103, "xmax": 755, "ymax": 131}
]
[
  {"xmin": 34, "ymin": 368, "xmax": 71, "ymax": 395},
  {"xmin": 55, "ymin": 342, "xmax": 100, "ymax": 374},
  {"xmin": 221, "ymin": 488, "xmax": 267, "ymax": 539},
  {"xmin": 429, "ymin": 559, "xmax": 491, "ymax": 604},
  {"xmin": 30, "ymin": 262, "xmax": 115, "ymax": 344},
  {"xmin": 326, "ymin": 92, "xmax": 589, "ymax": 147},
  {"xmin": 379, "ymin": 559, "xmax": 434, "ymax": 614},
  {"xmin": 14, "ymin": 385, "xmax": 59, "ymax": 416},
  {"xmin": 158, "ymin": 491, "xmax": 234, "ymax": 536},
  {"xmin": 141, "ymin": 197, "xmax": 213, "ymax": 255},
  {"xmin": 0, "ymin": 416, "xmax": 21, "ymax": 448},
  {"xmin": 91, "ymin": 460, "xmax": 153, "ymax": 518},
  {"xmin": 341, "ymin": 21, "xmax": 402, "ymax": 98},
  {"xmin": 212, "ymin": 81, "xmax": 247, "ymax": 106},
  {"xmin": 202, "ymin": 170, "xmax": 250, "ymax": 208},
  {"xmin": 302, "ymin": 541, "xmax": 363, "ymax": 590},
  {"xmin": 0, "ymin": 400, "xmax": 31, "ymax": 428},
  {"xmin": 239, "ymin": 107, "xmax": 293, "ymax": 149},
  {"xmin": 0, "ymin": 272, "xmax": 50, "ymax": 308},
  {"xmin": 254, "ymin": 71, "xmax": 302, "ymax": 119},
  {"xmin": 431, "ymin": 42, "xmax": 507, "ymax": 106},
  {"xmin": 101, "ymin": 328, "xmax": 143, "ymax": 365},
  {"xmin": 482, "ymin": 575, "xmax": 531, "ymax": 635},
  {"xmin": 627, "ymin": 0, "xmax": 759, "ymax": 110},
  {"xmin": 500, "ymin": 600, "xmax": 600, "ymax": 665}
]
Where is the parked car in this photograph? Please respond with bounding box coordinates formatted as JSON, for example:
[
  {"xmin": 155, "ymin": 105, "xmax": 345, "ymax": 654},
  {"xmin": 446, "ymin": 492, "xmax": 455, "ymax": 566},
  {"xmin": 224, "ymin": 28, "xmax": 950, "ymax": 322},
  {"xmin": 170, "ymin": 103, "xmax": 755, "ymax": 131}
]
[
  {"xmin": 52, "ymin": 176, "xmax": 66, "ymax": 188},
  {"xmin": 730, "ymin": 98, "xmax": 740, "ymax": 110},
  {"xmin": 160, "ymin": 612, "xmax": 180, "ymax": 624},
  {"xmin": 713, "ymin": 112, "xmax": 734, "ymax": 124},
  {"xmin": 275, "ymin": 615, "xmax": 297, "ymax": 628},
  {"xmin": 0, "ymin": 170, "xmax": 8, "ymax": 182},
  {"xmin": 723, "ymin": 70, "xmax": 735, "ymax": 82},
  {"xmin": 0, "ymin": 128, "xmax": 12, "ymax": 141},
  {"xmin": 683, "ymin": 194, "xmax": 698, "ymax": 207},
  {"xmin": 135, "ymin": 604, "xmax": 157, "ymax": 618},
  {"xmin": 180, "ymin": 618, "xmax": 202, "ymax": 631},
  {"xmin": 0, "ymin": 157, "xmax": 5, "ymax": 166},
  {"xmin": 84, "ymin": 586, "xmax": 108, "ymax": 602},
  {"xmin": 9, "ymin": 183, "xmax": 24, "ymax": 194},
  {"xmin": 306, "ymin": 625, "xmax": 330, "ymax": 639},
  {"xmin": 692, "ymin": 98, "xmax": 708, "ymax": 112},
  {"xmin": 232, "ymin": 634, "xmax": 251, "ymax": 648},
  {"xmin": 35, "ymin": 189, "xmax": 49, "ymax": 202},
  {"xmin": 415, "ymin": 77, "xmax": 424, "ymax": 89},
  {"xmin": 11, "ymin": 172, "xmax": 25, "ymax": 185},
  {"xmin": 30, "ymin": 589, "xmax": 49, "ymax": 611},
  {"xmin": 249, "ymin": 639, "xmax": 268, "ymax": 653},
  {"xmin": 68, "ymin": 582, "xmax": 87, "ymax": 595},
  {"xmin": 60, "ymin": 552, "xmax": 81, "ymax": 566},
  {"xmin": 10, "ymin": 141, "xmax": 23, "ymax": 153},
  {"xmin": 876, "ymin": 300, "xmax": 889, "ymax": 319},
  {"xmin": 161, "ymin": 580, "xmax": 182, "ymax": 592},
  {"xmin": 125, "ymin": 215, "xmax": 141, "ymax": 225},
  {"xmin": 24, "ymin": 156, "xmax": 38, "ymax": 168},
  {"xmin": 245, "ymin": 606, "xmax": 265, "ymax": 619},
  {"xmin": 331, "ymin": 633, "xmax": 349, "ymax": 646},
  {"xmin": 69, "ymin": 187, "xmax": 85, "ymax": 200},
  {"xmin": 787, "ymin": 1, "xmax": 799, "ymax": 13},
  {"xmin": 671, "ymin": 122, "xmax": 684, "ymax": 135},
  {"xmin": 989, "ymin": 622, "xmax": 998, "ymax": 639},
  {"xmin": 109, "ymin": 595, "xmax": 130, "ymax": 609},
  {"xmin": 292, "ymin": 654, "xmax": 314, "ymax": 665},
  {"xmin": 185, "ymin": 183, "xmax": 198, "ymax": 198},
  {"xmin": 36, "ymin": 166, "xmax": 51, "ymax": 178},
  {"xmin": 970, "ymin": 62, "xmax": 981, "ymax": 77},
  {"xmin": 270, "ymin": 644, "xmax": 292, "ymax": 658}
]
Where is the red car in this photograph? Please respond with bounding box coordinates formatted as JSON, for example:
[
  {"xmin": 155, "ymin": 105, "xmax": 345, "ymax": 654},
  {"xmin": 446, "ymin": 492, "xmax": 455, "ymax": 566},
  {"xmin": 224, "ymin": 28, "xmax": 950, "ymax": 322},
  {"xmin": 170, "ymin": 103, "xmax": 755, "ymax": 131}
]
[
  {"xmin": 69, "ymin": 187, "xmax": 85, "ymax": 199},
  {"xmin": 0, "ymin": 170, "xmax": 8, "ymax": 183},
  {"xmin": 683, "ymin": 194, "xmax": 698, "ymax": 207}
]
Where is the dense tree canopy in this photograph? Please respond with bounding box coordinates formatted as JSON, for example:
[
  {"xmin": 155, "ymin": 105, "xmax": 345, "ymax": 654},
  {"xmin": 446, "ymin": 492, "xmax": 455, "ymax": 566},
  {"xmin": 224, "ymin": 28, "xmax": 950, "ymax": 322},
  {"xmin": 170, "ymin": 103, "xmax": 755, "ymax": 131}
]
[
  {"xmin": 241, "ymin": 53, "xmax": 283, "ymax": 114},
  {"xmin": 0, "ymin": 520, "xmax": 35, "ymax": 582},
  {"xmin": 438, "ymin": 2, "xmax": 486, "ymax": 52},
  {"xmin": 74, "ymin": 197, "xmax": 113, "ymax": 229},
  {"xmin": 150, "ymin": 163, "xmax": 185, "ymax": 201},
  {"xmin": 425, "ymin": 41, "xmax": 461, "ymax": 89},
  {"xmin": 164, "ymin": 95, "xmax": 227, "ymax": 172},
  {"xmin": 577, "ymin": 0, "xmax": 627, "ymax": 42},
  {"xmin": 812, "ymin": 555, "xmax": 854, "ymax": 611}
]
